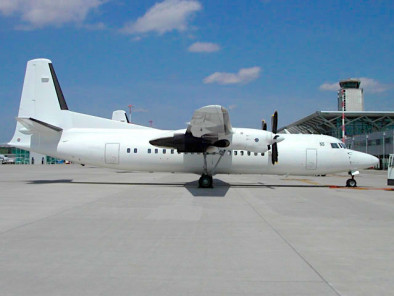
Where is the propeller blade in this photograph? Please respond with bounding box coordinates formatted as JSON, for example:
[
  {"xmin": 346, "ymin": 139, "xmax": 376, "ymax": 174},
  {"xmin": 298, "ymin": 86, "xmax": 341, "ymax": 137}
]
[
  {"xmin": 271, "ymin": 143, "xmax": 278, "ymax": 165},
  {"xmin": 271, "ymin": 111, "xmax": 279, "ymax": 165},
  {"xmin": 262, "ymin": 120, "xmax": 267, "ymax": 131},
  {"xmin": 271, "ymin": 111, "xmax": 278, "ymax": 134}
]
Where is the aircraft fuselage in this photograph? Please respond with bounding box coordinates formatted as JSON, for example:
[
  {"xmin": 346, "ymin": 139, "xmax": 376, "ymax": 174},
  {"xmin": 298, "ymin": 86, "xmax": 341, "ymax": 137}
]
[{"xmin": 24, "ymin": 126, "xmax": 375, "ymax": 176}]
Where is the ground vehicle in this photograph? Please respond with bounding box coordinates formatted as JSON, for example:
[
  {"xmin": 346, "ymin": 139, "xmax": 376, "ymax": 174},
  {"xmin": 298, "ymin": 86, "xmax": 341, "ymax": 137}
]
[
  {"xmin": 0, "ymin": 154, "xmax": 15, "ymax": 164},
  {"xmin": 388, "ymin": 154, "xmax": 394, "ymax": 185}
]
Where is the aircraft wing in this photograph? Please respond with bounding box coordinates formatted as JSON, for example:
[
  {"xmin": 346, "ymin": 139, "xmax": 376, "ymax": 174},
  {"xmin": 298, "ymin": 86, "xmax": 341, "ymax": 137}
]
[
  {"xmin": 187, "ymin": 105, "xmax": 232, "ymax": 139},
  {"xmin": 149, "ymin": 105, "xmax": 232, "ymax": 152}
]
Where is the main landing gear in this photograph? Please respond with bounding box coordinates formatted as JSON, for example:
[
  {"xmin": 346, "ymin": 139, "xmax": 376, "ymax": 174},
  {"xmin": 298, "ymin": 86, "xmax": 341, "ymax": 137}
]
[
  {"xmin": 199, "ymin": 174, "xmax": 213, "ymax": 188},
  {"xmin": 198, "ymin": 150, "xmax": 225, "ymax": 188},
  {"xmin": 346, "ymin": 171, "xmax": 358, "ymax": 187}
]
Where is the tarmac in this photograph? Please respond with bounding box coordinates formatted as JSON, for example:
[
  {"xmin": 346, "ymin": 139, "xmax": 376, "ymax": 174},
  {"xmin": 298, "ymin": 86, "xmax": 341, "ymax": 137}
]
[{"xmin": 0, "ymin": 164, "xmax": 393, "ymax": 296}]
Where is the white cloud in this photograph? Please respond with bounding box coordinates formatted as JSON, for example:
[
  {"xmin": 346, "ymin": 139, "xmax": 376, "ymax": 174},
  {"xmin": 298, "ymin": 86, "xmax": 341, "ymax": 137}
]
[
  {"xmin": 121, "ymin": 0, "xmax": 202, "ymax": 35},
  {"xmin": 0, "ymin": 0, "xmax": 18, "ymax": 15},
  {"xmin": 203, "ymin": 67, "xmax": 261, "ymax": 85},
  {"xmin": 358, "ymin": 77, "xmax": 392, "ymax": 93},
  {"xmin": 188, "ymin": 42, "xmax": 220, "ymax": 53},
  {"xmin": 319, "ymin": 77, "xmax": 392, "ymax": 93},
  {"xmin": 319, "ymin": 82, "xmax": 338, "ymax": 91},
  {"xmin": 0, "ymin": 0, "xmax": 106, "ymax": 29}
]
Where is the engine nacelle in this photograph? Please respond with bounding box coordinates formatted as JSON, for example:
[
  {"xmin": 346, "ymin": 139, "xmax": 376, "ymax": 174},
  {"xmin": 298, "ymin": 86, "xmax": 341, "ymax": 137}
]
[{"xmin": 229, "ymin": 128, "xmax": 274, "ymax": 153}]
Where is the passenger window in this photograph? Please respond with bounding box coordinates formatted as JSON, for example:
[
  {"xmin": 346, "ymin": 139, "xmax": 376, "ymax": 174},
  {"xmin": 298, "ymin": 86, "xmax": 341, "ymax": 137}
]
[
  {"xmin": 330, "ymin": 143, "xmax": 339, "ymax": 149},
  {"xmin": 127, "ymin": 148, "xmax": 130, "ymax": 153},
  {"xmin": 155, "ymin": 149, "xmax": 158, "ymax": 154},
  {"xmin": 148, "ymin": 149, "xmax": 151, "ymax": 154},
  {"xmin": 234, "ymin": 151, "xmax": 238, "ymax": 156},
  {"xmin": 228, "ymin": 151, "xmax": 232, "ymax": 155},
  {"xmin": 254, "ymin": 152, "xmax": 258, "ymax": 156},
  {"xmin": 171, "ymin": 149, "xmax": 174, "ymax": 154},
  {"xmin": 261, "ymin": 153, "xmax": 264, "ymax": 156},
  {"xmin": 240, "ymin": 151, "xmax": 244, "ymax": 156},
  {"xmin": 134, "ymin": 148, "xmax": 137, "ymax": 153},
  {"xmin": 247, "ymin": 151, "xmax": 251, "ymax": 156},
  {"xmin": 163, "ymin": 149, "xmax": 166, "ymax": 154}
]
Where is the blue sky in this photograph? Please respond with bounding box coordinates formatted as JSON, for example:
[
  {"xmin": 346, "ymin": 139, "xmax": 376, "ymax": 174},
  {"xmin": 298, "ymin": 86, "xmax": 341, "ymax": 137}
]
[{"xmin": 0, "ymin": 0, "xmax": 393, "ymax": 143}]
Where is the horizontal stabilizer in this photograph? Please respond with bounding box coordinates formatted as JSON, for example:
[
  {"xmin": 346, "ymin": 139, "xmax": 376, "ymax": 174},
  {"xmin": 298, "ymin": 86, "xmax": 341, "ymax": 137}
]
[{"xmin": 16, "ymin": 117, "xmax": 63, "ymax": 135}]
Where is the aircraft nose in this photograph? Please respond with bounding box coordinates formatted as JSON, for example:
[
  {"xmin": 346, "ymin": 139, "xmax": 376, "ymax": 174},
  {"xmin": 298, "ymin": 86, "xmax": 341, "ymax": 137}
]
[{"xmin": 349, "ymin": 151, "xmax": 379, "ymax": 168}]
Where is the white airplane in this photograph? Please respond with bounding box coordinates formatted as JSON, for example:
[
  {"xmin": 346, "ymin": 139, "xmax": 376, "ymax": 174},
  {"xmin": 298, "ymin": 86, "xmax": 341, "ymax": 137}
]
[{"xmin": 9, "ymin": 59, "xmax": 378, "ymax": 188}]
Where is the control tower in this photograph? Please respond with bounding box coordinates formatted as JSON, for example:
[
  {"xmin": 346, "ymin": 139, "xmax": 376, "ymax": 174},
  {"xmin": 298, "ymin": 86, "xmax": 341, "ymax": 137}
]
[{"xmin": 337, "ymin": 79, "xmax": 364, "ymax": 111}]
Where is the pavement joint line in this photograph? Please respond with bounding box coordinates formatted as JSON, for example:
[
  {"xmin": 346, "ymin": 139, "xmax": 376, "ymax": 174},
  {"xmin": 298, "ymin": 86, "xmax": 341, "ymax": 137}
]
[
  {"xmin": 329, "ymin": 186, "xmax": 394, "ymax": 191},
  {"xmin": 281, "ymin": 178, "xmax": 322, "ymax": 185},
  {"xmin": 240, "ymin": 191, "xmax": 343, "ymax": 296}
]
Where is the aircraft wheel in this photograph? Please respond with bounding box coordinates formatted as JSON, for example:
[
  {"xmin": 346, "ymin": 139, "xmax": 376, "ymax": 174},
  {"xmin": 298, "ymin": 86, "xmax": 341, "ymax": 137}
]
[
  {"xmin": 199, "ymin": 174, "xmax": 213, "ymax": 188},
  {"xmin": 346, "ymin": 178, "xmax": 357, "ymax": 187}
]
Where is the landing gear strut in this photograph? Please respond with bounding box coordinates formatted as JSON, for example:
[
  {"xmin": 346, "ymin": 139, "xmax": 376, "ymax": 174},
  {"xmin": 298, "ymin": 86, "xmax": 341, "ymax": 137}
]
[
  {"xmin": 346, "ymin": 171, "xmax": 358, "ymax": 187},
  {"xmin": 198, "ymin": 150, "xmax": 226, "ymax": 188}
]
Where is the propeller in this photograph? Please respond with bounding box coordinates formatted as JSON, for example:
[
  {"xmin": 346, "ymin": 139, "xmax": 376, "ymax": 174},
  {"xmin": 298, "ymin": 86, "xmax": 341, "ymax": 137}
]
[
  {"xmin": 261, "ymin": 119, "xmax": 267, "ymax": 131},
  {"xmin": 271, "ymin": 111, "xmax": 279, "ymax": 165}
]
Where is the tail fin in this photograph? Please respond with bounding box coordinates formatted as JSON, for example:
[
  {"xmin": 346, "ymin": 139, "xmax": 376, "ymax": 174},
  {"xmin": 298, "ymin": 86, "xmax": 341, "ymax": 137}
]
[
  {"xmin": 9, "ymin": 58, "xmax": 68, "ymax": 148},
  {"xmin": 17, "ymin": 58, "xmax": 68, "ymax": 122}
]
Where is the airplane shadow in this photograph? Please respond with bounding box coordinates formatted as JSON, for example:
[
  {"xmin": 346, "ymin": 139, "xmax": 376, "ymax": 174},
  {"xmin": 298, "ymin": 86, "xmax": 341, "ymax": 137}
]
[
  {"xmin": 27, "ymin": 179, "xmax": 329, "ymax": 197},
  {"xmin": 184, "ymin": 179, "xmax": 230, "ymax": 197}
]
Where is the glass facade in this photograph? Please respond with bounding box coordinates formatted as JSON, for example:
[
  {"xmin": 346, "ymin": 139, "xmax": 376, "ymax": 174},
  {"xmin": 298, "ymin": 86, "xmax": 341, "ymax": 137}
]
[{"xmin": 0, "ymin": 146, "xmax": 64, "ymax": 165}]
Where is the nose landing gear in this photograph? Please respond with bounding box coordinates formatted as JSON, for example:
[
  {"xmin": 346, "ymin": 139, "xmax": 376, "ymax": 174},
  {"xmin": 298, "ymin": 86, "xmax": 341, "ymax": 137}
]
[{"xmin": 346, "ymin": 171, "xmax": 359, "ymax": 187}]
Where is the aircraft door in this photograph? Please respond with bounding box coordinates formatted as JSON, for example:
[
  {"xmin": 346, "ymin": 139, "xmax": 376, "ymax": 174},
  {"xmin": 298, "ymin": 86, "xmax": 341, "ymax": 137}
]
[
  {"xmin": 105, "ymin": 143, "xmax": 120, "ymax": 164},
  {"xmin": 306, "ymin": 148, "xmax": 317, "ymax": 170}
]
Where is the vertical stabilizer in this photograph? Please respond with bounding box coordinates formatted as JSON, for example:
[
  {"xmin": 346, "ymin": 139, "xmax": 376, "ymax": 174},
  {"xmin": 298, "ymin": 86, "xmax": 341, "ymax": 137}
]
[
  {"xmin": 9, "ymin": 58, "xmax": 68, "ymax": 148},
  {"xmin": 17, "ymin": 58, "xmax": 68, "ymax": 123}
]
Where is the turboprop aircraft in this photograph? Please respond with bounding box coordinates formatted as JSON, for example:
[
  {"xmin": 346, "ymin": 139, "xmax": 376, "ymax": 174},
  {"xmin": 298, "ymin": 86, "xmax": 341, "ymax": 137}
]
[{"xmin": 9, "ymin": 59, "xmax": 378, "ymax": 188}]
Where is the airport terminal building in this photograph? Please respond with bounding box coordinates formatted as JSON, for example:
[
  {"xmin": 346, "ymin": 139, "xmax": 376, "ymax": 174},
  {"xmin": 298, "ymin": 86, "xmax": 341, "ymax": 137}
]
[
  {"xmin": 0, "ymin": 145, "xmax": 60, "ymax": 165},
  {"xmin": 279, "ymin": 79, "xmax": 394, "ymax": 169}
]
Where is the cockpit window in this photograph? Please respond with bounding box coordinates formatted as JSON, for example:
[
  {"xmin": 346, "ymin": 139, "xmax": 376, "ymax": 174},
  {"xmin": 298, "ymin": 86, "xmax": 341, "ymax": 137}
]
[{"xmin": 330, "ymin": 143, "xmax": 346, "ymax": 149}]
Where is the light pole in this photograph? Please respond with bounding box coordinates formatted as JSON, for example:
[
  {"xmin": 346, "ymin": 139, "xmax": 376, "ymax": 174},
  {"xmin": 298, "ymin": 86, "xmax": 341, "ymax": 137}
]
[
  {"xmin": 365, "ymin": 134, "xmax": 368, "ymax": 154},
  {"xmin": 383, "ymin": 132, "xmax": 386, "ymax": 169},
  {"xmin": 341, "ymin": 89, "xmax": 346, "ymax": 143}
]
